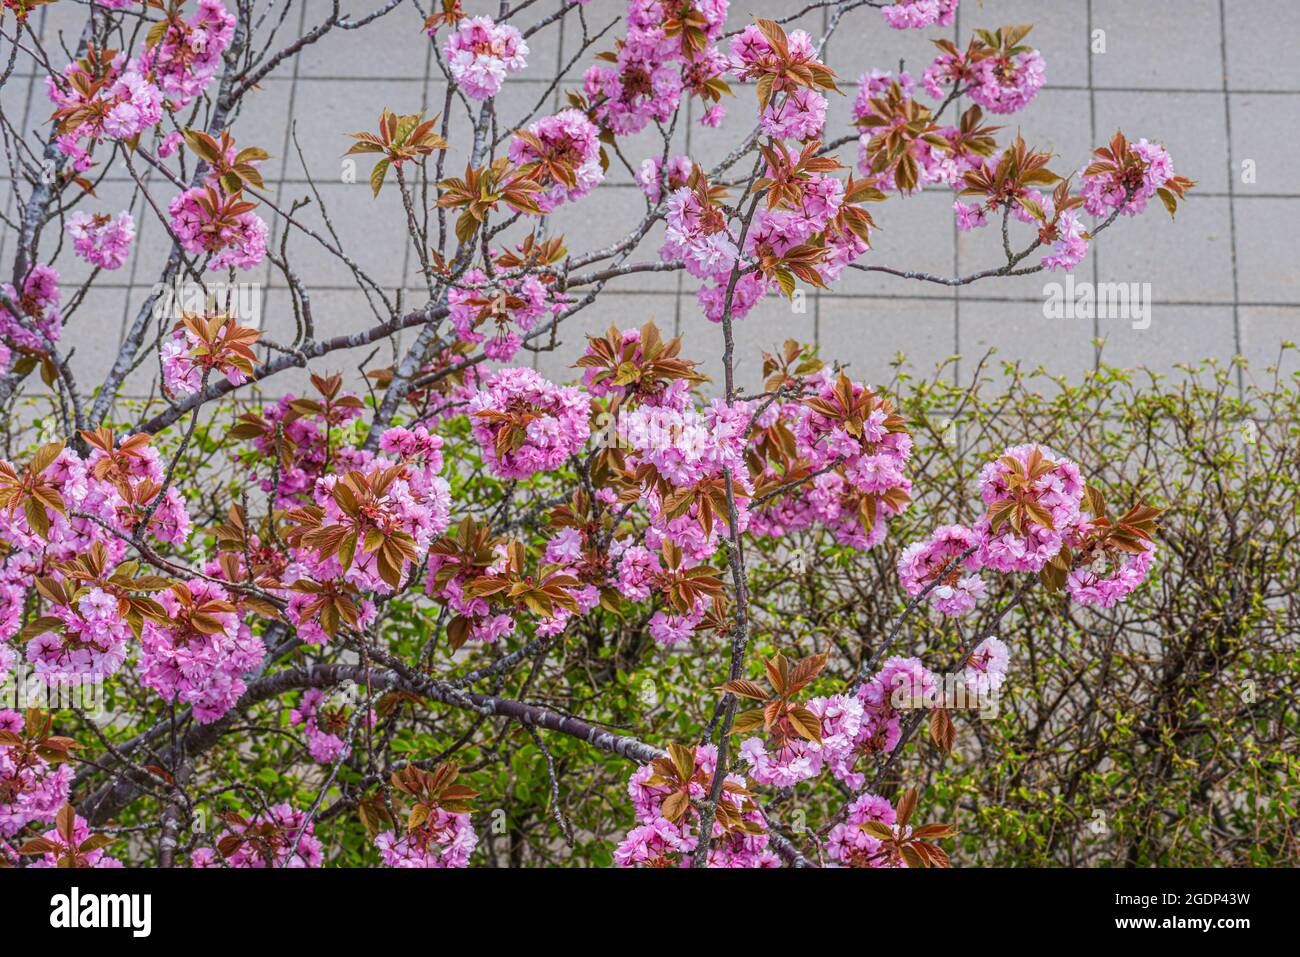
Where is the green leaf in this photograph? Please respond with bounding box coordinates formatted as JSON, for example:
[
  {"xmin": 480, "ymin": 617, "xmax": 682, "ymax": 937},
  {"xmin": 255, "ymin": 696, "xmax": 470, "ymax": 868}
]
[{"xmin": 369, "ymin": 158, "xmax": 391, "ymax": 198}]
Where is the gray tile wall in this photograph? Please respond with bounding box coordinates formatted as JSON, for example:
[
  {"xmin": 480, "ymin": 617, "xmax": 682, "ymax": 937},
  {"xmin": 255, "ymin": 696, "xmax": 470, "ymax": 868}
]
[{"xmin": 6, "ymin": 0, "xmax": 1297, "ymax": 405}]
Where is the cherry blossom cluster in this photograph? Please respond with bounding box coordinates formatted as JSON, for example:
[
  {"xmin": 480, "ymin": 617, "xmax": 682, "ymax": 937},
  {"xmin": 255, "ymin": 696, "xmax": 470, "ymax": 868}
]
[
  {"xmin": 896, "ymin": 443, "xmax": 1159, "ymax": 619},
  {"xmin": 39, "ymin": 4, "xmax": 235, "ymax": 205},
  {"xmin": 204, "ymin": 402, "xmax": 451, "ymax": 657},
  {"xmin": 369, "ymin": 763, "xmax": 481, "ymax": 868},
  {"xmin": 192, "ymin": 803, "xmax": 323, "ymax": 867},
  {"xmin": 750, "ymin": 370, "xmax": 913, "ymax": 550},
  {"xmin": 792, "ymin": 371, "xmax": 913, "ymax": 494},
  {"xmin": 290, "ymin": 689, "xmax": 374, "ymax": 764},
  {"xmin": 26, "ymin": 586, "xmax": 135, "ymax": 680},
  {"xmin": 747, "ymin": 470, "xmax": 869, "ymax": 549},
  {"xmin": 533, "ymin": 529, "xmax": 602, "ymax": 637},
  {"xmin": 0, "ymin": 264, "xmax": 63, "ymax": 367},
  {"xmin": 613, "ymin": 395, "xmax": 753, "ymax": 644},
  {"xmin": 138, "ymin": 580, "xmax": 265, "ymax": 725},
  {"xmin": 730, "ymin": 20, "xmax": 818, "ymax": 88},
  {"xmin": 730, "ymin": 25, "xmax": 829, "ymax": 140},
  {"xmin": 656, "ymin": 21, "xmax": 882, "ymax": 322},
  {"xmin": 439, "ymin": 15, "xmax": 529, "ymax": 101},
  {"xmin": 922, "ymin": 34, "xmax": 1045, "ymax": 114},
  {"xmin": 0, "ymin": 711, "xmax": 73, "ymax": 842},
  {"xmin": 1080, "ymin": 137, "xmax": 1181, "ymax": 218},
  {"xmin": 881, "ymin": 0, "xmax": 959, "ymax": 31},
  {"xmin": 736, "ymin": 654, "xmax": 937, "ymax": 798},
  {"xmin": 507, "ymin": 109, "xmax": 604, "ymax": 212},
  {"xmin": 976, "ymin": 443, "xmax": 1086, "ymax": 573},
  {"xmin": 926, "ymin": 79, "xmax": 1187, "ymax": 274},
  {"xmin": 824, "ymin": 791, "xmax": 898, "ymax": 866},
  {"xmin": 616, "ymin": 744, "xmax": 778, "ymax": 867},
  {"xmin": 852, "ymin": 70, "xmax": 976, "ymax": 192},
  {"xmin": 0, "ymin": 439, "xmax": 191, "ymax": 682},
  {"xmin": 374, "ymin": 814, "xmax": 478, "ymax": 868},
  {"xmin": 160, "ymin": 319, "xmax": 252, "ymax": 397},
  {"xmin": 448, "ymin": 269, "xmax": 561, "ymax": 361},
  {"xmin": 964, "ymin": 635, "xmax": 1010, "ymax": 696},
  {"xmin": 853, "ymin": 656, "xmax": 931, "ymax": 765},
  {"xmin": 25, "ymin": 811, "xmax": 123, "ymax": 868},
  {"xmin": 168, "ymin": 185, "xmax": 269, "ymax": 271},
  {"xmin": 46, "ymin": 49, "xmax": 163, "ymax": 172},
  {"xmin": 1024, "ymin": 192, "xmax": 1091, "ymax": 272},
  {"xmin": 636, "ymin": 154, "xmax": 693, "ymax": 204},
  {"xmin": 467, "ymin": 367, "xmax": 591, "ymax": 480},
  {"xmin": 239, "ymin": 387, "xmax": 367, "ymax": 507},
  {"xmin": 65, "ymin": 211, "xmax": 136, "ymax": 271},
  {"xmin": 663, "ymin": 181, "xmax": 739, "ymax": 282},
  {"xmin": 282, "ymin": 429, "xmax": 453, "ymax": 602},
  {"xmin": 955, "ymin": 179, "xmax": 1094, "ymax": 273},
  {"xmin": 584, "ymin": 331, "xmax": 919, "ymax": 652},
  {"xmin": 624, "ymin": 400, "xmax": 759, "ymax": 639},
  {"xmin": 854, "ymin": 29, "xmax": 1045, "ymax": 191},
  {"xmin": 739, "ymin": 692, "xmax": 866, "ymax": 788},
  {"xmin": 425, "ymin": 536, "xmax": 516, "ymax": 648},
  {"xmin": 898, "ymin": 523, "xmax": 986, "ymax": 616},
  {"xmin": 760, "ymin": 84, "xmax": 827, "ymax": 142},
  {"xmin": 751, "ymin": 167, "xmax": 864, "ymax": 286},
  {"xmin": 622, "ymin": 399, "xmax": 750, "ymax": 492},
  {"xmin": 583, "ymin": 0, "xmax": 729, "ymax": 136},
  {"xmin": 139, "ymin": 0, "xmax": 237, "ymax": 107}
]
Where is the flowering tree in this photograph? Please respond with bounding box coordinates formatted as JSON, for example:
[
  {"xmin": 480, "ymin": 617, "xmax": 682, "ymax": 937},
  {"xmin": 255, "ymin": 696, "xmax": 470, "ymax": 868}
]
[{"xmin": 0, "ymin": 0, "xmax": 1193, "ymax": 869}]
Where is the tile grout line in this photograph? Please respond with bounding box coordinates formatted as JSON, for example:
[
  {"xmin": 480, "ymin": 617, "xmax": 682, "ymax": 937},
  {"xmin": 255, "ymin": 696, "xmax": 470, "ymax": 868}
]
[
  {"xmin": 397, "ymin": 7, "xmax": 436, "ymax": 340},
  {"xmin": 813, "ymin": 4, "xmax": 829, "ymax": 355},
  {"xmin": 1217, "ymin": 0, "xmax": 1244, "ymax": 396},
  {"xmin": 951, "ymin": 6, "xmax": 960, "ymax": 388},
  {"xmin": 1088, "ymin": 0, "xmax": 1099, "ymax": 368},
  {"xmin": 109, "ymin": 162, "xmax": 153, "ymax": 352},
  {"xmin": 83, "ymin": 293, "xmax": 1300, "ymax": 309},
  {"xmin": 8, "ymin": 70, "xmax": 1289, "ymax": 95},
  {"xmin": 677, "ymin": 92, "xmax": 690, "ymax": 341},
  {"xmin": 545, "ymin": 0, "xmax": 566, "ymax": 372},
  {"xmin": 0, "ymin": 38, "xmax": 35, "ymax": 271},
  {"xmin": 71, "ymin": 181, "xmax": 1294, "ymax": 200},
  {"xmin": 266, "ymin": 2, "xmax": 311, "ymax": 286},
  {"xmin": 390, "ymin": 3, "xmax": 436, "ymax": 338},
  {"xmin": 20, "ymin": 3, "xmax": 1284, "ymax": 396},
  {"xmin": 521, "ymin": 1, "xmax": 567, "ymax": 374},
  {"xmin": 550, "ymin": 0, "xmax": 564, "ymax": 114},
  {"xmin": 87, "ymin": 285, "xmax": 1300, "ymax": 308}
]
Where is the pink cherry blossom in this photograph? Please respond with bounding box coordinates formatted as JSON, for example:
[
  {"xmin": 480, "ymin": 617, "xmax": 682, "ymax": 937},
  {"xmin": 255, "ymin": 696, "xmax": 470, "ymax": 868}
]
[
  {"xmin": 468, "ymin": 368, "xmax": 591, "ymax": 480},
  {"xmin": 898, "ymin": 524, "xmax": 987, "ymax": 617},
  {"xmin": 46, "ymin": 52, "xmax": 162, "ymax": 171},
  {"xmin": 975, "ymin": 443, "xmax": 1085, "ymax": 573},
  {"xmin": 880, "ymin": 0, "xmax": 958, "ymax": 30},
  {"xmin": 507, "ymin": 109, "xmax": 604, "ymax": 211},
  {"xmin": 138, "ymin": 580, "xmax": 265, "ymax": 724},
  {"xmin": 193, "ymin": 803, "xmax": 322, "ymax": 868},
  {"xmin": 1080, "ymin": 138, "xmax": 1180, "ymax": 217},
  {"xmin": 442, "ymin": 16, "xmax": 529, "ymax": 100},
  {"xmin": 168, "ymin": 185, "xmax": 269, "ymax": 271},
  {"xmin": 376, "ymin": 811, "xmax": 477, "ymax": 867},
  {"xmin": 0, "ymin": 710, "xmax": 74, "ymax": 839},
  {"xmin": 138, "ymin": 0, "xmax": 236, "ymax": 107},
  {"xmin": 65, "ymin": 211, "xmax": 135, "ymax": 270},
  {"xmin": 964, "ymin": 635, "xmax": 1009, "ymax": 695}
]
